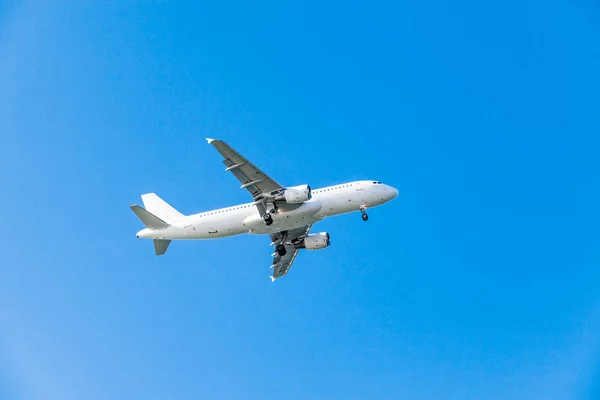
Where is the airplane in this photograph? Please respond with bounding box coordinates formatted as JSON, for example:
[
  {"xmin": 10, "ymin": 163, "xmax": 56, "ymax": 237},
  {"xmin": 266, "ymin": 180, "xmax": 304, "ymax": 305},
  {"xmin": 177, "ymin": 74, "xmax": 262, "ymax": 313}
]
[{"xmin": 130, "ymin": 138, "xmax": 398, "ymax": 281}]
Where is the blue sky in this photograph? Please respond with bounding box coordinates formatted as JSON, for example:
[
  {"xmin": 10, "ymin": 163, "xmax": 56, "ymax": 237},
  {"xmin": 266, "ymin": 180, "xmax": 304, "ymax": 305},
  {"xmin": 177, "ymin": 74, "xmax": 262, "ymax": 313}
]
[{"xmin": 1, "ymin": 1, "xmax": 599, "ymax": 399}]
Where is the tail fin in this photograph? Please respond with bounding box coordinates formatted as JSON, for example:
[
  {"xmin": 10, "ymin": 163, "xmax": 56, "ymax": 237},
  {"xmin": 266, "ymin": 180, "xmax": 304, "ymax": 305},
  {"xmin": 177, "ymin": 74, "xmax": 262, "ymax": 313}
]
[
  {"xmin": 154, "ymin": 239, "xmax": 171, "ymax": 255},
  {"xmin": 141, "ymin": 193, "xmax": 184, "ymax": 223},
  {"xmin": 130, "ymin": 205, "xmax": 169, "ymax": 229}
]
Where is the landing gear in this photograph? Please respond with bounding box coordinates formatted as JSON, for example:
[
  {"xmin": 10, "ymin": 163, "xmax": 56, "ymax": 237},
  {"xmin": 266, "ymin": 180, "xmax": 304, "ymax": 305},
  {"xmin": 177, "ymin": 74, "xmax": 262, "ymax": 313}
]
[
  {"xmin": 360, "ymin": 206, "xmax": 369, "ymax": 221},
  {"xmin": 276, "ymin": 244, "xmax": 287, "ymax": 256},
  {"xmin": 263, "ymin": 212, "xmax": 273, "ymax": 226}
]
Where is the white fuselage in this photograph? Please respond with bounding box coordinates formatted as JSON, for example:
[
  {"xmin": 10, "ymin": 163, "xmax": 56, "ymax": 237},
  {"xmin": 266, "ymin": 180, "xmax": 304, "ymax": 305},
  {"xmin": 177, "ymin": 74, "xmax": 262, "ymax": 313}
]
[{"xmin": 137, "ymin": 180, "xmax": 398, "ymax": 240}]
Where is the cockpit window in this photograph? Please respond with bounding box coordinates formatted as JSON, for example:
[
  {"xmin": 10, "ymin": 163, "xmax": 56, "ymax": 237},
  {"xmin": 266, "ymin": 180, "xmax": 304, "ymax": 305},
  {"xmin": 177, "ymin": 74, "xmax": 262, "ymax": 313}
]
[{"xmin": 372, "ymin": 181, "xmax": 383, "ymax": 184}]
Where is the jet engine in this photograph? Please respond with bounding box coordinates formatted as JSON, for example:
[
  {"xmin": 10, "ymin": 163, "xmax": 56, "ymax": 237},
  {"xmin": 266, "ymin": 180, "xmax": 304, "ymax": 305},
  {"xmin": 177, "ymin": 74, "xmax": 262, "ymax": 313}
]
[
  {"xmin": 277, "ymin": 184, "xmax": 312, "ymax": 203},
  {"xmin": 297, "ymin": 232, "xmax": 330, "ymax": 250}
]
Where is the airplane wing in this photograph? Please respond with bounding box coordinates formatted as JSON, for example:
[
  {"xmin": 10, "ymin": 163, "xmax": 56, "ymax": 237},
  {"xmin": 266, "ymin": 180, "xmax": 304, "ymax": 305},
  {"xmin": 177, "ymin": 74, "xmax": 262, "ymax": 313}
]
[
  {"xmin": 269, "ymin": 225, "xmax": 312, "ymax": 281},
  {"xmin": 206, "ymin": 138, "xmax": 283, "ymax": 200}
]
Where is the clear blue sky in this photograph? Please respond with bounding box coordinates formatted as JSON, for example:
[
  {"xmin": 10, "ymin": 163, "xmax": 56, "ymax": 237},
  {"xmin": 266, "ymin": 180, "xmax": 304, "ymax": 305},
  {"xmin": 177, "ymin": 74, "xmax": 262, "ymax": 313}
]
[{"xmin": 1, "ymin": 1, "xmax": 599, "ymax": 399}]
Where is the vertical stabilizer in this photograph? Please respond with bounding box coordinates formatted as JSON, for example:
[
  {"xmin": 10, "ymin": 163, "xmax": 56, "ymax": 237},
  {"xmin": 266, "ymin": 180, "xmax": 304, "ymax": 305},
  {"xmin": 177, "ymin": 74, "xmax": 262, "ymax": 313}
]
[
  {"xmin": 154, "ymin": 239, "xmax": 171, "ymax": 255},
  {"xmin": 141, "ymin": 193, "xmax": 184, "ymax": 223}
]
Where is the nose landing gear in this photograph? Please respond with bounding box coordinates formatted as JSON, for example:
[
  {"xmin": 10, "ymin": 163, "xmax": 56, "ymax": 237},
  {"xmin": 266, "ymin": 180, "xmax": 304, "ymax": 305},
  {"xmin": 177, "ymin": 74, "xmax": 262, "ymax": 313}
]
[{"xmin": 360, "ymin": 206, "xmax": 369, "ymax": 221}]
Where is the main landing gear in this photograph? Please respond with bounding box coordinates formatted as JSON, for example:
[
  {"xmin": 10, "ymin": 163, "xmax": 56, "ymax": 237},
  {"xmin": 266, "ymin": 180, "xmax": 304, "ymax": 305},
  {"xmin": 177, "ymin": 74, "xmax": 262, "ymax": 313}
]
[
  {"xmin": 360, "ymin": 206, "xmax": 369, "ymax": 221},
  {"xmin": 276, "ymin": 244, "xmax": 287, "ymax": 256},
  {"xmin": 263, "ymin": 212, "xmax": 273, "ymax": 226},
  {"xmin": 273, "ymin": 232, "xmax": 287, "ymax": 257}
]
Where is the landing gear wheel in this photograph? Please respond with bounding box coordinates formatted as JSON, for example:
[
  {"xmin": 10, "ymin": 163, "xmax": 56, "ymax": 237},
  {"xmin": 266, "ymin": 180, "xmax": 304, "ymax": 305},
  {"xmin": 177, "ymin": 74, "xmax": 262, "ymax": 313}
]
[
  {"xmin": 276, "ymin": 244, "xmax": 287, "ymax": 256},
  {"xmin": 263, "ymin": 213, "xmax": 273, "ymax": 226},
  {"xmin": 360, "ymin": 207, "xmax": 369, "ymax": 221}
]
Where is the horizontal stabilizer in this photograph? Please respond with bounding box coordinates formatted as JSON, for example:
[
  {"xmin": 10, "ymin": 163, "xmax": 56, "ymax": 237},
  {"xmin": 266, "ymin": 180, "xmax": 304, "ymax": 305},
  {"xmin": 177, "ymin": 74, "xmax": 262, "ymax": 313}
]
[
  {"xmin": 154, "ymin": 239, "xmax": 171, "ymax": 256},
  {"xmin": 130, "ymin": 205, "xmax": 169, "ymax": 229}
]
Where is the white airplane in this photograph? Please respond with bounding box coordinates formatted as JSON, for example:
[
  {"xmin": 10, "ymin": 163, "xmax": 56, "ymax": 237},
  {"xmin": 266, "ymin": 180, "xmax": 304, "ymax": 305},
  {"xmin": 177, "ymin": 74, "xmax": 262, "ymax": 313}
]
[{"xmin": 130, "ymin": 138, "xmax": 398, "ymax": 281}]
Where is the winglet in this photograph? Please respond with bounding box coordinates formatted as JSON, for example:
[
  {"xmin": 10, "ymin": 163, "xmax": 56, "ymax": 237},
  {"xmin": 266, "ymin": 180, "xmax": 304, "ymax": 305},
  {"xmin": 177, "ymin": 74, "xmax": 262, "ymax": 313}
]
[
  {"xmin": 206, "ymin": 138, "xmax": 215, "ymax": 144},
  {"xmin": 270, "ymin": 276, "xmax": 276, "ymax": 282}
]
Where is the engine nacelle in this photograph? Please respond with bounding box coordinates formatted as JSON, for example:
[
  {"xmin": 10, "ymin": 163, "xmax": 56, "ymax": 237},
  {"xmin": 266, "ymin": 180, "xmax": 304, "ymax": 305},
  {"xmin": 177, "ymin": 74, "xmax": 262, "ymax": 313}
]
[
  {"xmin": 282, "ymin": 184, "xmax": 312, "ymax": 203},
  {"xmin": 299, "ymin": 232, "xmax": 330, "ymax": 250}
]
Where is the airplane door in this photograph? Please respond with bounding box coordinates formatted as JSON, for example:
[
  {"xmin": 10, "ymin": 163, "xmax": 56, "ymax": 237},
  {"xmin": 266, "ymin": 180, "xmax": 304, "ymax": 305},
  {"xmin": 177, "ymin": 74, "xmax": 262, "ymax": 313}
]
[{"xmin": 354, "ymin": 181, "xmax": 368, "ymax": 206}]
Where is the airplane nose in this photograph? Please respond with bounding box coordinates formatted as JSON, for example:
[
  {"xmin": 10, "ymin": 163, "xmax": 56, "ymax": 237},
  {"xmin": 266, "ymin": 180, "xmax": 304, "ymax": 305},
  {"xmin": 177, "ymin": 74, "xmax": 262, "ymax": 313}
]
[{"xmin": 388, "ymin": 186, "xmax": 399, "ymax": 200}]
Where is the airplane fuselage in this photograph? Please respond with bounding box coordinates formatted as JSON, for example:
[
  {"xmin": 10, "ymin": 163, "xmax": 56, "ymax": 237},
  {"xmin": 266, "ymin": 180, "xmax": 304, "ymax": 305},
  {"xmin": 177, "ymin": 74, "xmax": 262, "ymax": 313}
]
[{"xmin": 137, "ymin": 180, "xmax": 397, "ymax": 240}]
